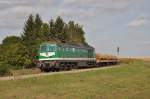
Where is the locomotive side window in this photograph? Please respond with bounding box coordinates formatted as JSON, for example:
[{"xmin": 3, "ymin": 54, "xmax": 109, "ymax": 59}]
[
  {"xmin": 48, "ymin": 45, "xmax": 56, "ymax": 52},
  {"xmin": 73, "ymin": 48, "xmax": 75, "ymax": 52}
]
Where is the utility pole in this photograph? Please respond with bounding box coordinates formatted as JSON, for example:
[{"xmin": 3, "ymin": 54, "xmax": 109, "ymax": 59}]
[{"xmin": 117, "ymin": 46, "xmax": 120, "ymax": 55}]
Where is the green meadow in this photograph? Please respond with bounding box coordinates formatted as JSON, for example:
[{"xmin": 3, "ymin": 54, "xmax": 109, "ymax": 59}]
[{"xmin": 0, "ymin": 60, "xmax": 150, "ymax": 99}]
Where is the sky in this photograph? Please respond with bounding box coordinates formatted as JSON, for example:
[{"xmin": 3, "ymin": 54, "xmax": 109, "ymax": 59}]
[{"xmin": 0, "ymin": 0, "xmax": 150, "ymax": 57}]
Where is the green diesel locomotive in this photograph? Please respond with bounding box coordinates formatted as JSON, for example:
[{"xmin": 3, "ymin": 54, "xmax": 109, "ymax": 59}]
[{"xmin": 37, "ymin": 42, "xmax": 96, "ymax": 71}]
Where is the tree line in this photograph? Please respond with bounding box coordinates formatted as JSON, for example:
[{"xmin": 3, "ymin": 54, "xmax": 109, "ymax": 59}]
[{"xmin": 0, "ymin": 14, "xmax": 87, "ymax": 73}]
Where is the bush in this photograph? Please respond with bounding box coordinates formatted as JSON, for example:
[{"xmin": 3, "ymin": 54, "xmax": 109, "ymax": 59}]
[
  {"xmin": 0, "ymin": 62, "xmax": 11, "ymax": 76},
  {"xmin": 0, "ymin": 43, "xmax": 32, "ymax": 69}
]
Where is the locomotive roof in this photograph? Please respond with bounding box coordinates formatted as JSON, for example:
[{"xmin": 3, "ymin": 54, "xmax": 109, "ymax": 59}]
[{"xmin": 41, "ymin": 42, "xmax": 94, "ymax": 50}]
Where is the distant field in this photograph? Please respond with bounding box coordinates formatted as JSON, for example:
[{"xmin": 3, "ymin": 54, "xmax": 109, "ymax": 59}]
[
  {"xmin": 142, "ymin": 58, "xmax": 150, "ymax": 62},
  {"xmin": 134, "ymin": 57, "xmax": 150, "ymax": 62},
  {"xmin": 120, "ymin": 57, "xmax": 150, "ymax": 62},
  {"xmin": 0, "ymin": 60, "xmax": 150, "ymax": 99}
]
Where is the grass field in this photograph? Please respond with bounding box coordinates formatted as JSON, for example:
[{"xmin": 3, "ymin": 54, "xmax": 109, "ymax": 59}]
[{"xmin": 0, "ymin": 60, "xmax": 150, "ymax": 99}]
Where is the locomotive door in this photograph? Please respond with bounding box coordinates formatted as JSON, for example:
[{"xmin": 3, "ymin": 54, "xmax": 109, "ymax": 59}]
[{"xmin": 88, "ymin": 49, "xmax": 91, "ymax": 58}]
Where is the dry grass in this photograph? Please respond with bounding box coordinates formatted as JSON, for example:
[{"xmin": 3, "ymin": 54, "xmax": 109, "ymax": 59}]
[
  {"xmin": 10, "ymin": 68, "xmax": 41, "ymax": 76},
  {"xmin": 141, "ymin": 58, "xmax": 150, "ymax": 62}
]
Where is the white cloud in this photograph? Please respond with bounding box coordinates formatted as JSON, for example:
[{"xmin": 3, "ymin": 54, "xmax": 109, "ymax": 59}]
[
  {"xmin": 56, "ymin": 0, "xmax": 139, "ymax": 23},
  {"xmin": 0, "ymin": 0, "xmax": 60, "ymax": 32},
  {"xmin": 128, "ymin": 16, "xmax": 150, "ymax": 27},
  {"xmin": 58, "ymin": 0, "xmax": 143, "ymax": 22},
  {"xmin": 142, "ymin": 41, "xmax": 150, "ymax": 45},
  {"xmin": 63, "ymin": 0, "xmax": 135, "ymax": 12},
  {"xmin": 0, "ymin": 6, "xmax": 36, "ymax": 31},
  {"xmin": 57, "ymin": 8, "xmax": 95, "ymax": 20},
  {"xmin": 0, "ymin": 0, "xmax": 27, "ymax": 4}
]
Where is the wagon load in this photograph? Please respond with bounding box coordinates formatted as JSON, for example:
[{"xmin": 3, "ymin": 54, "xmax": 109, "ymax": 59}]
[{"xmin": 96, "ymin": 54, "xmax": 118, "ymax": 62}]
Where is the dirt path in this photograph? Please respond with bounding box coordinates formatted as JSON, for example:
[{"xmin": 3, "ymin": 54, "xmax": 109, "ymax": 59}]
[{"xmin": 0, "ymin": 66, "xmax": 119, "ymax": 81}]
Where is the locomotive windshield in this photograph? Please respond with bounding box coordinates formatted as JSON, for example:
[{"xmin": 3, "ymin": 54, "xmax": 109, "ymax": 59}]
[
  {"xmin": 40, "ymin": 45, "xmax": 56, "ymax": 52},
  {"xmin": 40, "ymin": 45, "xmax": 47, "ymax": 52}
]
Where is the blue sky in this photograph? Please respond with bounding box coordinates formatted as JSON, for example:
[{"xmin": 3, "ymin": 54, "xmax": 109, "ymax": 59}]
[{"xmin": 0, "ymin": 0, "xmax": 150, "ymax": 56}]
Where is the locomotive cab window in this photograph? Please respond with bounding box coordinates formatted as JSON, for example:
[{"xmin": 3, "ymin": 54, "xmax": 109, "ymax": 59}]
[
  {"xmin": 40, "ymin": 45, "xmax": 47, "ymax": 52},
  {"xmin": 40, "ymin": 45, "xmax": 56, "ymax": 52}
]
